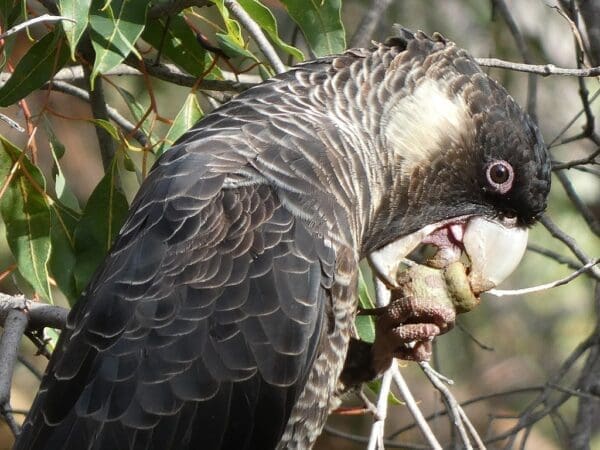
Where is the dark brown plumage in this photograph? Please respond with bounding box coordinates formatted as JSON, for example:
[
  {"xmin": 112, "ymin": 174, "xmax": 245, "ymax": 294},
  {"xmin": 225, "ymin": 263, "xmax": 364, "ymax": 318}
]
[{"xmin": 15, "ymin": 29, "xmax": 550, "ymax": 450}]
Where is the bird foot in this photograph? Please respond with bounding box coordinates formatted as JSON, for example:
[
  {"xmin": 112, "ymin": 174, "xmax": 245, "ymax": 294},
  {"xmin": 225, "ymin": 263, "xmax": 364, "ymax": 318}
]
[{"xmin": 367, "ymin": 261, "xmax": 480, "ymax": 372}]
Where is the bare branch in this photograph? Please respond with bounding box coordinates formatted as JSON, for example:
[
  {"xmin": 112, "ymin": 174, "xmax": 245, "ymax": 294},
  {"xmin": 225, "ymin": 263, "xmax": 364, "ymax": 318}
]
[
  {"xmin": 0, "ymin": 14, "xmax": 75, "ymax": 40},
  {"xmin": 0, "ymin": 294, "xmax": 68, "ymax": 330},
  {"xmin": 419, "ymin": 362, "xmax": 483, "ymax": 450},
  {"xmin": 568, "ymin": 283, "xmax": 600, "ymax": 449},
  {"xmin": 83, "ymin": 65, "xmax": 116, "ymax": 172},
  {"xmin": 0, "ymin": 113, "xmax": 25, "ymax": 133},
  {"xmin": 350, "ymin": 0, "xmax": 394, "ymax": 48},
  {"xmin": 553, "ymin": 147, "xmax": 600, "ymax": 169},
  {"xmin": 540, "ymin": 215, "xmax": 600, "ymax": 279},
  {"xmin": 0, "ymin": 309, "xmax": 28, "ymax": 437},
  {"xmin": 223, "ymin": 0, "xmax": 286, "ymax": 74},
  {"xmin": 44, "ymin": 80, "xmax": 149, "ymax": 147},
  {"xmin": 127, "ymin": 58, "xmax": 256, "ymax": 92},
  {"xmin": 367, "ymin": 368, "xmax": 392, "ymax": 450},
  {"xmin": 491, "ymin": 0, "xmax": 537, "ymax": 119},
  {"xmin": 390, "ymin": 366, "xmax": 442, "ymax": 449},
  {"xmin": 475, "ymin": 58, "xmax": 600, "ymax": 77},
  {"xmin": 488, "ymin": 259, "xmax": 599, "ymax": 297},
  {"xmin": 554, "ymin": 170, "xmax": 600, "ymax": 235}
]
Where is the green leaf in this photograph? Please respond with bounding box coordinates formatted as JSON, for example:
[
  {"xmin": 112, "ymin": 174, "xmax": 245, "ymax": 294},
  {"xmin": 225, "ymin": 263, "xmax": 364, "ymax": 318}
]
[
  {"xmin": 142, "ymin": 15, "xmax": 215, "ymax": 78},
  {"xmin": 0, "ymin": 0, "xmax": 21, "ymax": 29},
  {"xmin": 49, "ymin": 204, "xmax": 79, "ymax": 304},
  {"xmin": 216, "ymin": 32, "xmax": 256, "ymax": 60},
  {"xmin": 58, "ymin": 0, "xmax": 92, "ymax": 59},
  {"xmin": 356, "ymin": 267, "xmax": 375, "ymax": 343},
  {"xmin": 237, "ymin": 0, "xmax": 304, "ymax": 62},
  {"xmin": 113, "ymin": 86, "xmax": 153, "ymax": 139},
  {"xmin": 157, "ymin": 92, "xmax": 203, "ymax": 156},
  {"xmin": 0, "ymin": 29, "xmax": 70, "ymax": 106},
  {"xmin": 280, "ymin": 0, "xmax": 345, "ymax": 56},
  {"xmin": 73, "ymin": 159, "xmax": 129, "ymax": 294},
  {"xmin": 213, "ymin": 0, "xmax": 244, "ymax": 41},
  {"xmin": 89, "ymin": 0, "xmax": 148, "ymax": 87},
  {"xmin": 366, "ymin": 379, "xmax": 404, "ymax": 406},
  {"xmin": 0, "ymin": 137, "xmax": 53, "ymax": 302},
  {"xmin": 45, "ymin": 120, "xmax": 80, "ymax": 211}
]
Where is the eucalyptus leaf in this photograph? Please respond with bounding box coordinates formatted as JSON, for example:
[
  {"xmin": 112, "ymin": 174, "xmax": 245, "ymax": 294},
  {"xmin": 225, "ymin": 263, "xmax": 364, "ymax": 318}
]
[
  {"xmin": 237, "ymin": 0, "xmax": 304, "ymax": 62},
  {"xmin": 0, "ymin": 137, "xmax": 53, "ymax": 302},
  {"xmin": 50, "ymin": 205, "xmax": 79, "ymax": 304},
  {"xmin": 280, "ymin": 0, "xmax": 345, "ymax": 56},
  {"xmin": 157, "ymin": 92, "xmax": 203, "ymax": 157},
  {"xmin": 0, "ymin": 29, "xmax": 69, "ymax": 106},
  {"xmin": 89, "ymin": 0, "xmax": 148, "ymax": 87},
  {"xmin": 73, "ymin": 159, "xmax": 129, "ymax": 294},
  {"xmin": 142, "ymin": 15, "xmax": 216, "ymax": 78},
  {"xmin": 58, "ymin": 0, "xmax": 92, "ymax": 59}
]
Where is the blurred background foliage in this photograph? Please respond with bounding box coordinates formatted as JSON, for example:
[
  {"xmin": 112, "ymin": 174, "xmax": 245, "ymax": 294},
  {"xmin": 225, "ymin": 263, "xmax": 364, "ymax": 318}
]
[{"xmin": 0, "ymin": 0, "xmax": 598, "ymax": 449}]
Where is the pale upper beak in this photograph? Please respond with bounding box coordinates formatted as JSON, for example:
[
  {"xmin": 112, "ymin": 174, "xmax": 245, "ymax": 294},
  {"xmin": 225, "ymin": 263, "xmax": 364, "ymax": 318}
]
[{"xmin": 368, "ymin": 215, "xmax": 528, "ymax": 293}]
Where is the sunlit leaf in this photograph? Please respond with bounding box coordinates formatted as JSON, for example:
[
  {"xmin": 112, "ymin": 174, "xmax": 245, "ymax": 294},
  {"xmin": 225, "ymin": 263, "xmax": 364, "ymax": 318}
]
[
  {"xmin": 58, "ymin": 0, "xmax": 92, "ymax": 59},
  {"xmin": 0, "ymin": 136, "xmax": 53, "ymax": 302},
  {"xmin": 157, "ymin": 92, "xmax": 203, "ymax": 156},
  {"xmin": 280, "ymin": 0, "xmax": 345, "ymax": 56},
  {"xmin": 89, "ymin": 0, "xmax": 148, "ymax": 87},
  {"xmin": 73, "ymin": 159, "xmax": 129, "ymax": 294},
  {"xmin": 237, "ymin": 0, "xmax": 304, "ymax": 62},
  {"xmin": 0, "ymin": 29, "xmax": 69, "ymax": 106}
]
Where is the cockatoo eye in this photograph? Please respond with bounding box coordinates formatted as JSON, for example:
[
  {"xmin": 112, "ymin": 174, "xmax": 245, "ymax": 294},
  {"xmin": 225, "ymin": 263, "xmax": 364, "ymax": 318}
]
[{"xmin": 485, "ymin": 160, "xmax": 514, "ymax": 194}]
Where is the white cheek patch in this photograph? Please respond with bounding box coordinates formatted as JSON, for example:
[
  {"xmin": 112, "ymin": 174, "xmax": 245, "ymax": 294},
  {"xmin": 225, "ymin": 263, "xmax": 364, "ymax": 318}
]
[{"xmin": 383, "ymin": 79, "xmax": 470, "ymax": 175}]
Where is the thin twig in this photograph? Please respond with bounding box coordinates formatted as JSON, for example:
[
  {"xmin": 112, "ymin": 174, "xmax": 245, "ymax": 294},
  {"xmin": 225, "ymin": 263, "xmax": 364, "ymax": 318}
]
[
  {"xmin": 420, "ymin": 362, "xmax": 481, "ymax": 450},
  {"xmin": 44, "ymin": 80, "xmax": 149, "ymax": 147},
  {"xmin": 548, "ymin": 88, "xmax": 600, "ymax": 147},
  {"xmin": 488, "ymin": 259, "xmax": 599, "ymax": 297},
  {"xmin": 0, "ymin": 14, "xmax": 75, "ymax": 40},
  {"xmin": 223, "ymin": 0, "xmax": 285, "ymax": 74},
  {"xmin": 390, "ymin": 366, "xmax": 443, "ymax": 449},
  {"xmin": 350, "ymin": 0, "xmax": 393, "ymax": 48},
  {"xmin": 553, "ymin": 147, "xmax": 600, "ymax": 169},
  {"xmin": 324, "ymin": 425, "xmax": 431, "ymax": 449},
  {"xmin": 475, "ymin": 58, "xmax": 600, "ymax": 77},
  {"xmin": 367, "ymin": 368, "xmax": 393, "ymax": 450},
  {"xmin": 0, "ymin": 113, "xmax": 25, "ymax": 132},
  {"xmin": 491, "ymin": 0, "xmax": 537, "ymax": 120},
  {"xmin": 127, "ymin": 57, "xmax": 256, "ymax": 92},
  {"xmin": 554, "ymin": 170, "xmax": 600, "ymax": 235},
  {"xmin": 540, "ymin": 215, "xmax": 600, "ymax": 279},
  {"xmin": 487, "ymin": 331, "xmax": 599, "ymax": 446}
]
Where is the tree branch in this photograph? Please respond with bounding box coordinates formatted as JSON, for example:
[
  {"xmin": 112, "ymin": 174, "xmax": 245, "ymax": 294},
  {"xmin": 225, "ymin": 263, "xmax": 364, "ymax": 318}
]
[
  {"xmin": 223, "ymin": 0, "xmax": 286, "ymax": 74},
  {"xmin": 0, "ymin": 294, "xmax": 68, "ymax": 330},
  {"xmin": 0, "ymin": 309, "xmax": 28, "ymax": 437},
  {"xmin": 475, "ymin": 58, "xmax": 600, "ymax": 77},
  {"xmin": 350, "ymin": 0, "xmax": 394, "ymax": 48}
]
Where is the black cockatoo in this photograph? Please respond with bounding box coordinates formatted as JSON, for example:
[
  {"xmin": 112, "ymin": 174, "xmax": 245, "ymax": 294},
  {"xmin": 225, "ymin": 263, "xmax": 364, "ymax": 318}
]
[{"xmin": 15, "ymin": 29, "xmax": 550, "ymax": 450}]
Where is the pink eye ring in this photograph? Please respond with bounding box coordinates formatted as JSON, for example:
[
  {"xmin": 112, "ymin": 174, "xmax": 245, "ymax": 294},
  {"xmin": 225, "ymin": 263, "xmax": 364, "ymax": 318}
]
[{"xmin": 485, "ymin": 160, "xmax": 514, "ymax": 194}]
